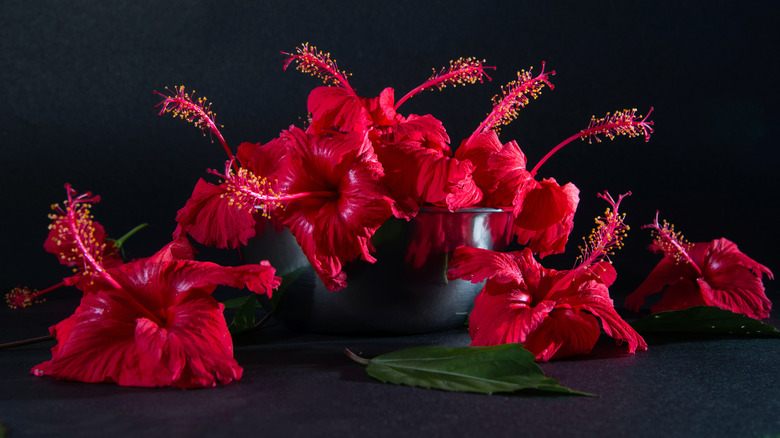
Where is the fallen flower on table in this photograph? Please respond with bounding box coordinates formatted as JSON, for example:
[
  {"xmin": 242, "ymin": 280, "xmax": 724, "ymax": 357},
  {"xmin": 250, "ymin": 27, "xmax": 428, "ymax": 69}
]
[
  {"xmin": 30, "ymin": 185, "xmax": 281, "ymax": 388},
  {"xmin": 5, "ymin": 188, "xmax": 145, "ymax": 309},
  {"xmin": 448, "ymin": 192, "xmax": 647, "ymax": 361},
  {"xmin": 625, "ymin": 212, "xmax": 773, "ymax": 320}
]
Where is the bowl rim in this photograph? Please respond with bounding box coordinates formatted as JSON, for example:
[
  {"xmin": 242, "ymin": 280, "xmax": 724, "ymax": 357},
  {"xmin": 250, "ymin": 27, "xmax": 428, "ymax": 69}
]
[{"xmin": 417, "ymin": 206, "xmax": 513, "ymax": 213}]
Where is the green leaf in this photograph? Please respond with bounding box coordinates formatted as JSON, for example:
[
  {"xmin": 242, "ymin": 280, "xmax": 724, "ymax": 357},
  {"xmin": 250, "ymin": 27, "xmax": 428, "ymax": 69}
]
[
  {"xmin": 227, "ymin": 294, "xmax": 260, "ymax": 335},
  {"xmin": 631, "ymin": 306, "xmax": 780, "ymax": 338},
  {"xmin": 346, "ymin": 344, "xmax": 596, "ymax": 396},
  {"xmin": 221, "ymin": 295, "xmax": 255, "ymax": 309}
]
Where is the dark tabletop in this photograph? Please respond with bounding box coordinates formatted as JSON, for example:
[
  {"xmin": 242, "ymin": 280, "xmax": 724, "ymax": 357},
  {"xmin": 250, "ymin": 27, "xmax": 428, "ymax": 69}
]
[
  {"xmin": 2, "ymin": 1, "xmax": 780, "ymax": 437},
  {"xmin": 2, "ymin": 290, "xmax": 779, "ymax": 438}
]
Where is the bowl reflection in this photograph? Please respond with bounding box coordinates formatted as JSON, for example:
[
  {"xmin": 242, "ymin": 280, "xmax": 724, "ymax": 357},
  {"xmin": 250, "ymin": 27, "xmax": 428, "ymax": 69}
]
[{"xmin": 242, "ymin": 208, "xmax": 514, "ymax": 335}]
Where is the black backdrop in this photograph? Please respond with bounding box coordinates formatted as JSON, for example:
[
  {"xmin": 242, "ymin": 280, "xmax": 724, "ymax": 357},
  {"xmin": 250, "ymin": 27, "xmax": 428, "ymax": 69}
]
[{"xmin": 1, "ymin": 1, "xmax": 778, "ymax": 302}]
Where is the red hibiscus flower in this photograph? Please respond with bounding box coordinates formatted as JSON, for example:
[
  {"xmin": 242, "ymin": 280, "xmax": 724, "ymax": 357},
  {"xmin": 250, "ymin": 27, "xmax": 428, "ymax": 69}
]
[
  {"xmin": 283, "ymin": 44, "xmax": 486, "ymax": 217},
  {"xmin": 43, "ymin": 185, "xmax": 124, "ymax": 275},
  {"xmin": 449, "ymin": 246, "xmax": 645, "ymax": 361},
  {"xmin": 271, "ymin": 127, "xmax": 394, "ymax": 291},
  {"xmin": 625, "ymin": 213, "xmax": 774, "ymax": 320},
  {"xmin": 173, "ymin": 177, "xmax": 258, "ymax": 250},
  {"xmin": 454, "ymin": 131, "xmax": 529, "ymax": 207},
  {"xmin": 305, "ymin": 81, "xmax": 482, "ymax": 217},
  {"xmin": 448, "ymin": 192, "xmax": 646, "ymax": 361},
  {"xmin": 374, "ymin": 143, "xmax": 483, "ymax": 217},
  {"xmin": 453, "ymin": 64, "xmax": 652, "ymax": 259},
  {"xmin": 307, "ymin": 85, "xmax": 373, "ymax": 134},
  {"xmin": 455, "ymin": 131, "xmax": 579, "ymax": 258},
  {"xmin": 32, "ymin": 239, "xmax": 280, "ymax": 388},
  {"xmin": 511, "ymin": 178, "xmax": 580, "ymax": 258}
]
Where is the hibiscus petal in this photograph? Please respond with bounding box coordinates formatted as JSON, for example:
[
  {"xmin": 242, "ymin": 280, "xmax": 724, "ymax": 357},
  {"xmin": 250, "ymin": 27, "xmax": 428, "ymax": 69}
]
[
  {"xmin": 361, "ymin": 87, "xmax": 401, "ymax": 126},
  {"xmin": 33, "ymin": 258, "xmax": 247, "ymax": 388},
  {"xmin": 236, "ymin": 137, "xmax": 290, "ymax": 181},
  {"xmin": 697, "ymin": 238, "xmax": 772, "ymax": 319},
  {"xmin": 624, "ymin": 257, "xmax": 689, "ymax": 312},
  {"xmin": 273, "ymin": 129, "xmax": 393, "ymax": 290},
  {"xmin": 174, "ymin": 178, "xmax": 256, "ymax": 249},
  {"xmin": 307, "ymin": 86, "xmax": 372, "ymax": 134},
  {"xmin": 147, "ymin": 236, "xmax": 197, "ymax": 263},
  {"xmin": 523, "ymin": 307, "xmax": 601, "ymax": 361},
  {"xmin": 376, "ymin": 143, "xmax": 482, "ymax": 214},
  {"xmin": 33, "ymin": 290, "xmax": 166, "ymax": 386},
  {"xmin": 469, "ymin": 290, "xmax": 555, "ymax": 347},
  {"xmin": 447, "ymin": 246, "xmax": 526, "ymax": 287},
  {"xmin": 629, "ymin": 237, "xmax": 773, "ymax": 320},
  {"xmin": 564, "ymin": 279, "xmax": 647, "ymax": 354},
  {"xmin": 384, "ymin": 113, "xmax": 452, "ymax": 154},
  {"xmin": 650, "ymin": 278, "xmax": 707, "ymax": 313},
  {"xmin": 512, "ymin": 178, "xmax": 579, "ymax": 258},
  {"xmin": 455, "ymin": 131, "xmax": 531, "ymax": 207}
]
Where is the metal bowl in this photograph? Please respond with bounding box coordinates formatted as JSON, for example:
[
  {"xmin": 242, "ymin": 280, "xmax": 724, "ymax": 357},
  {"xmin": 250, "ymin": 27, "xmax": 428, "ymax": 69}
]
[{"xmin": 242, "ymin": 207, "xmax": 514, "ymax": 335}]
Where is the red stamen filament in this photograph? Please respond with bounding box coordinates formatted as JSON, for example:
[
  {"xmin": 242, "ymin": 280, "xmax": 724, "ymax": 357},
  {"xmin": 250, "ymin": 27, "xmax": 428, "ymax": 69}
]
[
  {"xmin": 644, "ymin": 212, "xmax": 702, "ymax": 275},
  {"xmin": 281, "ymin": 43, "xmax": 358, "ymax": 101},
  {"xmin": 54, "ymin": 185, "xmax": 122, "ymax": 290},
  {"xmin": 464, "ymin": 63, "xmax": 555, "ymax": 148},
  {"xmin": 544, "ymin": 191, "xmax": 630, "ymax": 299},
  {"xmin": 214, "ymin": 164, "xmax": 337, "ymax": 216},
  {"xmin": 155, "ymin": 86, "xmax": 237, "ymax": 171},
  {"xmin": 394, "ymin": 58, "xmax": 494, "ymax": 110},
  {"xmin": 530, "ymin": 108, "xmax": 653, "ymax": 177},
  {"xmin": 5, "ymin": 282, "xmax": 65, "ymax": 309}
]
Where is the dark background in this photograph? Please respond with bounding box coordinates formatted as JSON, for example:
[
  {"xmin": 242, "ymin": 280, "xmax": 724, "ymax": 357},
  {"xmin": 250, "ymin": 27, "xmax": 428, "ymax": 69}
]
[{"xmin": 1, "ymin": 0, "xmax": 778, "ymax": 303}]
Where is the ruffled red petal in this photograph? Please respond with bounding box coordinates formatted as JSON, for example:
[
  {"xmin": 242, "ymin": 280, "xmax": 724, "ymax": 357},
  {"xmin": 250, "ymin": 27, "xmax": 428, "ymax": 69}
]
[
  {"xmin": 650, "ymin": 279, "xmax": 707, "ymax": 313},
  {"xmin": 451, "ymin": 246, "xmax": 644, "ymax": 360},
  {"xmin": 625, "ymin": 257, "xmax": 691, "ymax": 312},
  {"xmin": 173, "ymin": 178, "xmax": 256, "ymax": 250},
  {"xmin": 626, "ymin": 237, "xmax": 773, "ymax": 320},
  {"xmin": 272, "ymin": 128, "xmax": 393, "ymax": 291},
  {"xmin": 523, "ymin": 308, "xmax": 601, "ymax": 361},
  {"xmin": 455, "ymin": 131, "xmax": 531, "ymax": 207},
  {"xmin": 447, "ymin": 246, "xmax": 526, "ymax": 288},
  {"xmin": 557, "ymin": 278, "xmax": 647, "ymax": 355},
  {"xmin": 361, "ymin": 87, "xmax": 402, "ymax": 127},
  {"xmin": 382, "ymin": 113, "xmax": 451, "ymax": 155},
  {"xmin": 375, "ymin": 143, "xmax": 482, "ymax": 216},
  {"xmin": 469, "ymin": 291, "xmax": 555, "ymax": 347},
  {"xmin": 512, "ymin": 178, "xmax": 579, "ymax": 257},
  {"xmin": 306, "ymin": 86, "xmax": 372, "ymax": 134},
  {"xmin": 31, "ymin": 258, "xmax": 261, "ymax": 388},
  {"xmin": 696, "ymin": 238, "xmax": 772, "ymax": 319}
]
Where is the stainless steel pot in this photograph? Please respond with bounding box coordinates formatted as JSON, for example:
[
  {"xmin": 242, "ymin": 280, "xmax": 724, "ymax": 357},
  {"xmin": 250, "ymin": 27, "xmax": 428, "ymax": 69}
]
[{"xmin": 242, "ymin": 207, "xmax": 514, "ymax": 335}]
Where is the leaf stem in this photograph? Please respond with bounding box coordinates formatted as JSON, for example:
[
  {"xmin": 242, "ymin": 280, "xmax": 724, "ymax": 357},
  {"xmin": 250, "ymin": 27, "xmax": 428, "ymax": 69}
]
[
  {"xmin": 344, "ymin": 348, "xmax": 371, "ymax": 366},
  {"xmin": 0, "ymin": 335, "xmax": 54, "ymax": 350},
  {"xmin": 111, "ymin": 223, "xmax": 148, "ymax": 250}
]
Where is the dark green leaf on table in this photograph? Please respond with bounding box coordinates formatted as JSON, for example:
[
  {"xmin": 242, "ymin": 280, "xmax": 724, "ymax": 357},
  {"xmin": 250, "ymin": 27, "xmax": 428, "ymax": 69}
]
[
  {"xmin": 345, "ymin": 344, "xmax": 595, "ymax": 396},
  {"xmin": 631, "ymin": 306, "xmax": 780, "ymax": 338},
  {"xmin": 226, "ymin": 294, "xmax": 260, "ymax": 334}
]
